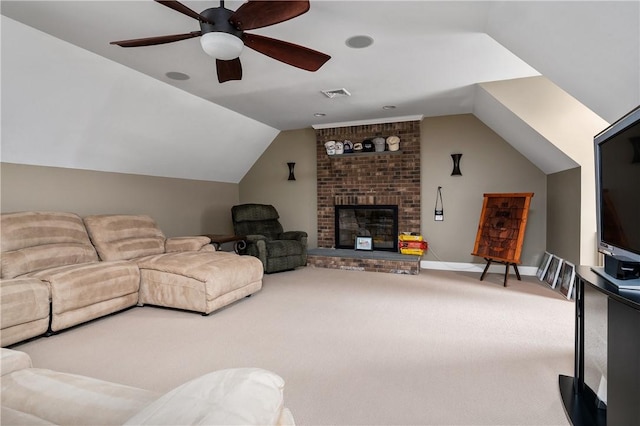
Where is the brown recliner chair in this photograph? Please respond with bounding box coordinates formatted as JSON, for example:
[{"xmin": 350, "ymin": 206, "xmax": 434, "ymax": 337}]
[{"xmin": 231, "ymin": 204, "xmax": 307, "ymax": 273}]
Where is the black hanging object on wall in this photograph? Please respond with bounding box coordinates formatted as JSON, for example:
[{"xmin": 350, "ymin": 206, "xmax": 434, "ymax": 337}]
[
  {"xmin": 434, "ymin": 186, "xmax": 444, "ymax": 221},
  {"xmin": 451, "ymin": 153, "xmax": 462, "ymax": 176},
  {"xmin": 287, "ymin": 162, "xmax": 296, "ymax": 181}
]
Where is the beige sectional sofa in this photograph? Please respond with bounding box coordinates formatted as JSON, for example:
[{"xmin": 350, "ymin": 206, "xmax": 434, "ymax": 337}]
[
  {"xmin": 1, "ymin": 348, "xmax": 295, "ymax": 425},
  {"xmin": 0, "ymin": 211, "xmax": 264, "ymax": 347}
]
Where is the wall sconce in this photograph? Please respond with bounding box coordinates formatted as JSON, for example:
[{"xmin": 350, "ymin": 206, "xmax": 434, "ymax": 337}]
[
  {"xmin": 287, "ymin": 162, "xmax": 296, "ymax": 181},
  {"xmin": 631, "ymin": 137, "xmax": 640, "ymax": 163},
  {"xmin": 451, "ymin": 153, "xmax": 462, "ymax": 176}
]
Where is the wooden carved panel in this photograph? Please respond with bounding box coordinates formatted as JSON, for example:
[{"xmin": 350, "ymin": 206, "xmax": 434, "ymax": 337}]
[{"xmin": 471, "ymin": 193, "xmax": 534, "ymax": 264}]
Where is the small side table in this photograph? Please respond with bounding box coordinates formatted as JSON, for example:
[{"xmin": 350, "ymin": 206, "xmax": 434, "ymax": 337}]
[{"xmin": 203, "ymin": 234, "xmax": 247, "ymax": 254}]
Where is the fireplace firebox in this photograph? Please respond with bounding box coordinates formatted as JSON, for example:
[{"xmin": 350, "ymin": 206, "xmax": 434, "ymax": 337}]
[{"xmin": 335, "ymin": 205, "xmax": 398, "ymax": 251}]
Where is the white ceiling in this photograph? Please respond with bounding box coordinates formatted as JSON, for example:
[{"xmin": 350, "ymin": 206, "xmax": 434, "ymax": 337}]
[
  {"xmin": 5, "ymin": 0, "xmax": 635, "ymax": 130},
  {"xmin": 2, "ymin": 1, "xmax": 638, "ymax": 178}
]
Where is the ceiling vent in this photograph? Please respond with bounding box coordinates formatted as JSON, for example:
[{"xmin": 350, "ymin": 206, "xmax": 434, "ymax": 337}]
[{"xmin": 321, "ymin": 88, "xmax": 351, "ymax": 99}]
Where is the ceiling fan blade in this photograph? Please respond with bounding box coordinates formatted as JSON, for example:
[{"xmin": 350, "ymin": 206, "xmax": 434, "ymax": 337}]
[
  {"xmin": 110, "ymin": 31, "xmax": 201, "ymax": 48},
  {"xmin": 217, "ymin": 58, "xmax": 243, "ymax": 83},
  {"xmin": 243, "ymin": 33, "xmax": 330, "ymax": 72},
  {"xmin": 230, "ymin": 1, "xmax": 310, "ymax": 30},
  {"xmin": 154, "ymin": 0, "xmax": 215, "ymax": 25}
]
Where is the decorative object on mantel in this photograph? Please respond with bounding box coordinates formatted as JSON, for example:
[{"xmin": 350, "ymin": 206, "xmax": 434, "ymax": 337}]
[
  {"xmin": 343, "ymin": 140, "xmax": 354, "ymax": 153},
  {"xmin": 324, "ymin": 141, "xmax": 336, "ymax": 155},
  {"xmin": 373, "ymin": 136, "xmax": 386, "ymax": 152},
  {"xmin": 471, "ymin": 192, "xmax": 534, "ymax": 287},
  {"xmin": 451, "ymin": 153, "xmax": 462, "ymax": 176},
  {"xmin": 335, "ymin": 141, "xmax": 344, "ymax": 154},
  {"xmin": 287, "ymin": 162, "xmax": 296, "ymax": 181},
  {"xmin": 362, "ymin": 140, "xmax": 375, "ymax": 152},
  {"xmin": 386, "ymin": 136, "xmax": 400, "ymax": 151}
]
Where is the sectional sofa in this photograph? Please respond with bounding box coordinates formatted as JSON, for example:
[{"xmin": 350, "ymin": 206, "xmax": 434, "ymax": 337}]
[{"xmin": 0, "ymin": 211, "xmax": 264, "ymax": 347}]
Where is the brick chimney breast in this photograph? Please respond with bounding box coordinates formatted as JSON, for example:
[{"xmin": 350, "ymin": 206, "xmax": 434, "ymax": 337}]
[{"xmin": 315, "ymin": 120, "xmax": 421, "ymax": 248}]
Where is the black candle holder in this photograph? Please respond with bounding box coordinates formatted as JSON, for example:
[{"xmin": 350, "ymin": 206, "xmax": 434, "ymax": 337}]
[
  {"xmin": 287, "ymin": 162, "xmax": 296, "ymax": 181},
  {"xmin": 451, "ymin": 153, "xmax": 462, "ymax": 176}
]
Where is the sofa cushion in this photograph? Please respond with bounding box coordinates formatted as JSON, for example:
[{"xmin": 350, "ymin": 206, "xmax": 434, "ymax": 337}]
[
  {"xmin": 165, "ymin": 236, "xmax": 213, "ymax": 253},
  {"xmin": 1, "ymin": 368, "xmax": 158, "ymax": 425},
  {"xmin": 84, "ymin": 215, "xmax": 166, "ymax": 261},
  {"xmin": 136, "ymin": 251, "xmax": 263, "ymax": 314},
  {"xmin": 1, "ymin": 349, "xmax": 33, "ymax": 376},
  {"xmin": 25, "ymin": 261, "xmax": 140, "ymax": 314},
  {"xmin": 0, "ymin": 278, "xmax": 50, "ymax": 330},
  {"xmin": 0, "ymin": 212, "xmax": 99, "ymax": 279},
  {"xmin": 1, "ymin": 406, "xmax": 55, "ymax": 425},
  {"xmin": 124, "ymin": 368, "xmax": 285, "ymax": 425},
  {"xmin": 136, "ymin": 252, "xmax": 260, "ymax": 297}
]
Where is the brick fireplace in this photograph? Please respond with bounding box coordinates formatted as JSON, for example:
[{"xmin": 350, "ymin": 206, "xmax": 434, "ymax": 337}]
[
  {"xmin": 310, "ymin": 119, "xmax": 422, "ymax": 273},
  {"xmin": 315, "ymin": 119, "xmax": 421, "ymax": 246}
]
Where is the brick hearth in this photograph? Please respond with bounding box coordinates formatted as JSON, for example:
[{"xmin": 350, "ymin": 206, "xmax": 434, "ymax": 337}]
[{"xmin": 307, "ymin": 249, "xmax": 421, "ymax": 275}]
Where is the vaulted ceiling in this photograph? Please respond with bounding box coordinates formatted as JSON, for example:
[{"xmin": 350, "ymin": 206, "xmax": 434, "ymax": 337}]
[{"xmin": 2, "ymin": 1, "xmax": 638, "ymax": 181}]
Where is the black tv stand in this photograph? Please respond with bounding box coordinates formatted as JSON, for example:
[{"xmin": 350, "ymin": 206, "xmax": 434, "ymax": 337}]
[
  {"xmin": 559, "ymin": 375, "xmax": 606, "ymax": 426},
  {"xmin": 560, "ymin": 266, "xmax": 640, "ymax": 426}
]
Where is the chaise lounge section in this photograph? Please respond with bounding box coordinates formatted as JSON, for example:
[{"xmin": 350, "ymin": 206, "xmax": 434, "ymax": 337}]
[{"xmin": 84, "ymin": 214, "xmax": 264, "ymax": 315}]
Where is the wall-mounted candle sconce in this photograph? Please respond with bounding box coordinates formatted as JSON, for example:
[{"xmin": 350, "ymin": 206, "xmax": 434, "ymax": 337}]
[
  {"xmin": 631, "ymin": 137, "xmax": 640, "ymax": 163},
  {"xmin": 287, "ymin": 162, "xmax": 296, "ymax": 181},
  {"xmin": 451, "ymin": 153, "xmax": 462, "ymax": 176}
]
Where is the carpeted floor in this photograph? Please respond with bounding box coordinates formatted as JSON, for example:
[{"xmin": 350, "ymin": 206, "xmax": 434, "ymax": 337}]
[{"xmin": 13, "ymin": 267, "xmax": 574, "ymax": 425}]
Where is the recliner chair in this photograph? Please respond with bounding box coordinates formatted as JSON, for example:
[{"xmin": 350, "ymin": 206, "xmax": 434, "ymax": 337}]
[{"xmin": 231, "ymin": 204, "xmax": 307, "ymax": 273}]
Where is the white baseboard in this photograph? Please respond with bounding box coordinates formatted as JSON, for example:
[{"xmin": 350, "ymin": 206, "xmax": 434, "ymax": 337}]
[{"xmin": 420, "ymin": 260, "xmax": 538, "ymax": 276}]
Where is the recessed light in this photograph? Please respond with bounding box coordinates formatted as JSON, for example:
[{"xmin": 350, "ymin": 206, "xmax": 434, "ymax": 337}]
[
  {"xmin": 383, "ymin": 105, "xmax": 397, "ymax": 110},
  {"xmin": 314, "ymin": 113, "xmax": 326, "ymax": 117},
  {"xmin": 346, "ymin": 35, "xmax": 374, "ymax": 49},
  {"xmin": 165, "ymin": 71, "xmax": 190, "ymax": 80}
]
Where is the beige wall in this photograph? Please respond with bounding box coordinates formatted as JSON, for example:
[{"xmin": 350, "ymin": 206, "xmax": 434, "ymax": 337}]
[
  {"xmin": 240, "ymin": 115, "xmax": 548, "ymax": 266},
  {"xmin": 1, "ymin": 163, "xmax": 239, "ymax": 237},
  {"xmin": 239, "ymin": 128, "xmax": 318, "ymax": 248},
  {"xmin": 479, "ymin": 77, "xmax": 607, "ymax": 265},
  {"xmin": 420, "ymin": 115, "xmax": 547, "ymax": 266},
  {"xmin": 2, "ymin": 115, "xmax": 550, "ymax": 265},
  {"xmin": 547, "ymin": 167, "xmax": 581, "ymax": 265}
]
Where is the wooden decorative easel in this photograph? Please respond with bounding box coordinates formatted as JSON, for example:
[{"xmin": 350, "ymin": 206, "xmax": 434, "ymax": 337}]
[{"xmin": 471, "ymin": 193, "xmax": 534, "ymax": 286}]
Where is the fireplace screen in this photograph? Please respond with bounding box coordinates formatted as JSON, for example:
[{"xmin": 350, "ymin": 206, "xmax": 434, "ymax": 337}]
[{"xmin": 335, "ymin": 205, "xmax": 399, "ymax": 251}]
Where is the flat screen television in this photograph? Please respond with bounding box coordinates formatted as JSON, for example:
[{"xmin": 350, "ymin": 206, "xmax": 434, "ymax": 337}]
[{"xmin": 593, "ymin": 105, "xmax": 640, "ymax": 283}]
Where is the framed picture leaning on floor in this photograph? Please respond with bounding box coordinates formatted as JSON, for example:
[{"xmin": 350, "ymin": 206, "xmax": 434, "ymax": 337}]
[
  {"xmin": 536, "ymin": 251, "xmax": 553, "ymax": 281},
  {"xmin": 544, "ymin": 255, "xmax": 563, "ymax": 289},
  {"xmin": 557, "ymin": 261, "xmax": 576, "ymax": 300}
]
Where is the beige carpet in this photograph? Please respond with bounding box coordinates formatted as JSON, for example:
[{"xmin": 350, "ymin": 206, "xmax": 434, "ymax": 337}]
[{"xmin": 13, "ymin": 267, "xmax": 574, "ymax": 425}]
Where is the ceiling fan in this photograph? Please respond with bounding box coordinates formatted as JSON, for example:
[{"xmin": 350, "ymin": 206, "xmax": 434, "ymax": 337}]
[{"xmin": 110, "ymin": 0, "xmax": 331, "ymax": 83}]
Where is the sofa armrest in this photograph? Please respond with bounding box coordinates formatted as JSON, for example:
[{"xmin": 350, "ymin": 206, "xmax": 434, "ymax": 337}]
[
  {"xmin": 165, "ymin": 236, "xmax": 212, "ymax": 253},
  {"xmin": 124, "ymin": 368, "xmax": 287, "ymax": 425},
  {"xmin": 280, "ymin": 231, "xmax": 307, "ymax": 241},
  {"xmin": 1, "ymin": 349, "xmax": 32, "ymax": 376}
]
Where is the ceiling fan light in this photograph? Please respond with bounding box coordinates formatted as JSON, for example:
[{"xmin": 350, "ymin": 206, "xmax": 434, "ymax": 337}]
[{"xmin": 200, "ymin": 32, "xmax": 244, "ymax": 60}]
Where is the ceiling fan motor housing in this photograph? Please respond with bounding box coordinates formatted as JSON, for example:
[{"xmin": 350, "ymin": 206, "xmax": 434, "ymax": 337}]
[{"xmin": 200, "ymin": 7, "xmax": 243, "ymax": 38}]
